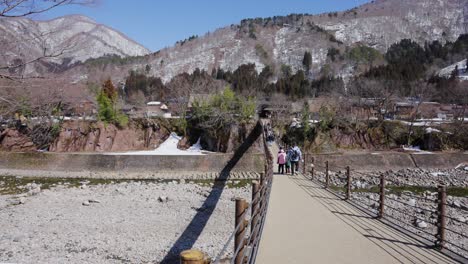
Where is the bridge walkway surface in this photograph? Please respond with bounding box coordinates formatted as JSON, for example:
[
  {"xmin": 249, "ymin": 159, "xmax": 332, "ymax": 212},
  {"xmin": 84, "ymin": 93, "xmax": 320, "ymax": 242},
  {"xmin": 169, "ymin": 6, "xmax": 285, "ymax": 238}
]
[{"xmin": 255, "ymin": 173, "xmax": 459, "ymax": 264}]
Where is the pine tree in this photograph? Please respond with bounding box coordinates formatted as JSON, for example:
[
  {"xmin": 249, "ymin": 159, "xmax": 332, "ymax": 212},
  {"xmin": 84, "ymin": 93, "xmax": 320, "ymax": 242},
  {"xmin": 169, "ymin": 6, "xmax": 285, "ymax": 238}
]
[
  {"xmin": 102, "ymin": 79, "xmax": 117, "ymax": 103},
  {"xmin": 97, "ymin": 78, "xmax": 128, "ymax": 127},
  {"xmin": 302, "ymin": 51, "xmax": 312, "ymax": 72}
]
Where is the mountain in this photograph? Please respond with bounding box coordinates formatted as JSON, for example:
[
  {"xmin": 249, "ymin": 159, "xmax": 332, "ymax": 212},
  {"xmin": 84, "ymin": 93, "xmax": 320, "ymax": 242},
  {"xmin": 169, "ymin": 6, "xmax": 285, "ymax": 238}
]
[
  {"xmin": 2, "ymin": 0, "xmax": 468, "ymax": 107},
  {"xmin": 0, "ymin": 15, "xmax": 150, "ymax": 76},
  {"xmin": 130, "ymin": 0, "xmax": 466, "ymax": 82}
]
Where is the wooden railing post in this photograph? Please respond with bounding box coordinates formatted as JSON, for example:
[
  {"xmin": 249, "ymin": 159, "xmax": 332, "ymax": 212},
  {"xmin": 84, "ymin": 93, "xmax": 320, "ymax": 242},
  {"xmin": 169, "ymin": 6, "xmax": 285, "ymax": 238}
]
[
  {"xmin": 235, "ymin": 199, "xmax": 248, "ymax": 264},
  {"xmin": 436, "ymin": 185, "xmax": 447, "ymax": 250},
  {"xmin": 259, "ymin": 172, "xmax": 266, "ymax": 218},
  {"xmin": 325, "ymin": 161, "xmax": 329, "ymax": 188},
  {"xmin": 378, "ymin": 174, "xmax": 385, "ymax": 219},
  {"xmin": 180, "ymin": 250, "xmax": 206, "ymax": 264},
  {"xmin": 346, "ymin": 166, "xmax": 351, "ymax": 200},
  {"xmin": 251, "ymin": 182, "xmax": 260, "ymax": 235}
]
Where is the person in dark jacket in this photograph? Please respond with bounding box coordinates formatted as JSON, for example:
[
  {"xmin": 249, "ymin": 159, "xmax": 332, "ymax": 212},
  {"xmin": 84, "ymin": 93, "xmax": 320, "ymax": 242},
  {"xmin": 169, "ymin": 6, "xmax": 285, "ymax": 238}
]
[{"xmin": 290, "ymin": 145, "xmax": 302, "ymax": 175}]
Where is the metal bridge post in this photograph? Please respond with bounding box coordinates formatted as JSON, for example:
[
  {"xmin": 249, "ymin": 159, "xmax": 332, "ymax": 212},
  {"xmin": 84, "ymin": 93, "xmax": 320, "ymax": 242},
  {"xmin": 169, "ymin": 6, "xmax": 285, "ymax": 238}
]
[
  {"xmin": 303, "ymin": 153, "xmax": 307, "ymax": 174},
  {"xmin": 346, "ymin": 166, "xmax": 351, "ymax": 200},
  {"xmin": 235, "ymin": 199, "xmax": 248, "ymax": 264},
  {"xmin": 310, "ymin": 156, "xmax": 315, "ymax": 181},
  {"xmin": 325, "ymin": 161, "xmax": 329, "ymax": 188},
  {"xmin": 378, "ymin": 174, "xmax": 385, "ymax": 219},
  {"xmin": 436, "ymin": 185, "xmax": 447, "ymax": 250}
]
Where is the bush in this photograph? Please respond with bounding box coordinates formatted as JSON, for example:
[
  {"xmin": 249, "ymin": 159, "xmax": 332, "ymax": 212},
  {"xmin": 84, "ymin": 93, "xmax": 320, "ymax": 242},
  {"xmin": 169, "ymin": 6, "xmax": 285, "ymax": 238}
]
[
  {"xmin": 96, "ymin": 79, "xmax": 128, "ymax": 128},
  {"xmin": 318, "ymin": 105, "xmax": 336, "ymax": 131},
  {"xmin": 191, "ymin": 86, "xmax": 256, "ymax": 130}
]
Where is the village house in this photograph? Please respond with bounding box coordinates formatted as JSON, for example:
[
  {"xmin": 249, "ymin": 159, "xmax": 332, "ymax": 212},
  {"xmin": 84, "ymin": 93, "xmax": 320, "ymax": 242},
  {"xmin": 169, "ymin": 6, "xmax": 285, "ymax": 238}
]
[
  {"xmin": 307, "ymin": 97, "xmax": 339, "ymax": 121},
  {"xmin": 146, "ymin": 101, "xmax": 172, "ymax": 118},
  {"xmin": 71, "ymin": 100, "xmax": 95, "ymax": 117}
]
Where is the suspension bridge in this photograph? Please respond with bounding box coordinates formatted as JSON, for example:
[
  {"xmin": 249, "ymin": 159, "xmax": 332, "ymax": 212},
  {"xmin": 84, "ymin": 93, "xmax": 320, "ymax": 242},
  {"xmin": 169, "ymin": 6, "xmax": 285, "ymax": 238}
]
[{"xmin": 179, "ymin": 122, "xmax": 467, "ymax": 264}]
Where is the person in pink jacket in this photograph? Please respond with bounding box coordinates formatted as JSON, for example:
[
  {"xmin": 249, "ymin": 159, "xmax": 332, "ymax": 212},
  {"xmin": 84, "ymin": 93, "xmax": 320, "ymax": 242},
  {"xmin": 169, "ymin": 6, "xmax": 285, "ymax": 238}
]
[{"xmin": 277, "ymin": 147, "xmax": 286, "ymax": 174}]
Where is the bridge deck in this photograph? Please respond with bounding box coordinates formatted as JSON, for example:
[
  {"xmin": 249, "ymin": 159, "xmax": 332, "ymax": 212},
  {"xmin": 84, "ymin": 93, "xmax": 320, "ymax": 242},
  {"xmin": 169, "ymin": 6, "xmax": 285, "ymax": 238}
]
[{"xmin": 255, "ymin": 174, "xmax": 458, "ymax": 264}]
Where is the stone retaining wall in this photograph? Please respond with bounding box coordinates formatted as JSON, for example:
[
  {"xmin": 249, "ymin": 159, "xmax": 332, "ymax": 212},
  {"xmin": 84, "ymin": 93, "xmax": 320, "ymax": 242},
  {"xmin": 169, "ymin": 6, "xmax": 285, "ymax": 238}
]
[
  {"xmin": 2, "ymin": 151, "xmax": 467, "ymax": 180},
  {"xmin": 0, "ymin": 152, "xmax": 265, "ymax": 179},
  {"xmin": 308, "ymin": 152, "xmax": 468, "ymax": 171}
]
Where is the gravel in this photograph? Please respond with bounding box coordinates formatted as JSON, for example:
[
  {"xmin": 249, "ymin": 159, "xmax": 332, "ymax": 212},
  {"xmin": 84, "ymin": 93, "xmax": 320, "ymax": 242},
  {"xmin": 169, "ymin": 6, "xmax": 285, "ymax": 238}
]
[{"xmin": 0, "ymin": 180, "xmax": 250, "ymax": 263}]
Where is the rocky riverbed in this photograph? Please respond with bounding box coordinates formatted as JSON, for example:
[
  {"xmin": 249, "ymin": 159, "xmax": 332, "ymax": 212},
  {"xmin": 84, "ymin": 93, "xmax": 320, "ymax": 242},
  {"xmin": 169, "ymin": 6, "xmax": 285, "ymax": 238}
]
[
  {"xmin": 314, "ymin": 167, "xmax": 468, "ymax": 258},
  {"xmin": 352, "ymin": 192, "xmax": 468, "ymax": 258},
  {"xmin": 0, "ymin": 178, "xmax": 250, "ymax": 263}
]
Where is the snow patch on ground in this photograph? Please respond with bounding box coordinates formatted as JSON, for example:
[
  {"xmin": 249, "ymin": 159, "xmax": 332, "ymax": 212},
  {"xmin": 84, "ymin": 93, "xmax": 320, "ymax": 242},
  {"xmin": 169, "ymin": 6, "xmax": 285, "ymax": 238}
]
[
  {"xmin": 402, "ymin": 146, "xmax": 433, "ymax": 154},
  {"xmin": 108, "ymin": 133, "xmax": 204, "ymax": 156}
]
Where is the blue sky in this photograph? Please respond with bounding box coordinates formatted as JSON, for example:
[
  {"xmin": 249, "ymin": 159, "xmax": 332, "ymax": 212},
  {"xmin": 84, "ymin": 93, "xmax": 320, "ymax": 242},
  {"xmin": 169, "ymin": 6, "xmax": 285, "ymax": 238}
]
[{"xmin": 38, "ymin": 0, "xmax": 370, "ymax": 52}]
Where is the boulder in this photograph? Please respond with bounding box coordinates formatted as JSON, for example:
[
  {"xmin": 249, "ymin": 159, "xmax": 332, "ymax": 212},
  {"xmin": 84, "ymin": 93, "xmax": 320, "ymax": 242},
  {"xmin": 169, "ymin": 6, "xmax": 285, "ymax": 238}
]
[
  {"xmin": 415, "ymin": 220, "xmax": 428, "ymax": 229},
  {"xmin": 27, "ymin": 187, "xmax": 41, "ymax": 196},
  {"xmin": 452, "ymin": 201, "xmax": 462, "ymax": 208},
  {"xmin": 177, "ymin": 137, "xmax": 191, "ymax": 150},
  {"xmin": 158, "ymin": 196, "xmax": 168, "ymax": 203}
]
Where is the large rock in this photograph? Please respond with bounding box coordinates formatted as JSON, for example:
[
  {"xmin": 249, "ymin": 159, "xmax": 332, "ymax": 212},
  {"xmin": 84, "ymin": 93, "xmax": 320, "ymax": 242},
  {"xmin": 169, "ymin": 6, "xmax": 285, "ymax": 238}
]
[
  {"xmin": 0, "ymin": 128, "xmax": 36, "ymax": 151},
  {"xmin": 198, "ymin": 122, "xmax": 263, "ymax": 153},
  {"xmin": 50, "ymin": 120, "xmax": 168, "ymax": 152}
]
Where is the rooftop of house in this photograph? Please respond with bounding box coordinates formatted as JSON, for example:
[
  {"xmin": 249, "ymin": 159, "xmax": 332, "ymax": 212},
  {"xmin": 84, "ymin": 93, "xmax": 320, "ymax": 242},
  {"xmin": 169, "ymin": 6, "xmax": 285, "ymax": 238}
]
[{"xmin": 147, "ymin": 101, "xmax": 161, "ymax": 106}]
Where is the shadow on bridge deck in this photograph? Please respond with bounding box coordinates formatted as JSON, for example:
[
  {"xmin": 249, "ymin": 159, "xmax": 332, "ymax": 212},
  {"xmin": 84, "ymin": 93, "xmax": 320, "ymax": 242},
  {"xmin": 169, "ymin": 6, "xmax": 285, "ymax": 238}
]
[
  {"xmin": 279, "ymin": 175, "xmax": 464, "ymax": 264},
  {"xmin": 160, "ymin": 122, "xmax": 263, "ymax": 263}
]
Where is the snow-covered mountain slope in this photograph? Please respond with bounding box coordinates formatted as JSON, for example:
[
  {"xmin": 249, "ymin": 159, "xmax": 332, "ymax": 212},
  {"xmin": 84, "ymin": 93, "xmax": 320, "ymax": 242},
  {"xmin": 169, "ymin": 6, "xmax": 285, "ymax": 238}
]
[
  {"xmin": 133, "ymin": 0, "xmax": 467, "ymax": 82},
  {"xmin": 0, "ymin": 15, "xmax": 150, "ymax": 75},
  {"xmin": 438, "ymin": 59, "xmax": 468, "ymax": 80}
]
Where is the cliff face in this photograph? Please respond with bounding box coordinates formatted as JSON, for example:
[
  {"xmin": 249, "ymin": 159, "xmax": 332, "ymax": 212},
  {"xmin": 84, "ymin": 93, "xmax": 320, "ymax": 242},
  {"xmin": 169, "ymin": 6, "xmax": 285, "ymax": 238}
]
[
  {"xmin": 50, "ymin": 121, "xmax": 168, "ymax": 153},
  {"xmin": 0, "ymin": 129, "xmax": 36, "ymax": 152},
  {"xmin": 0, "ymin": 120, "xmax": 263, "ymax": 154}
]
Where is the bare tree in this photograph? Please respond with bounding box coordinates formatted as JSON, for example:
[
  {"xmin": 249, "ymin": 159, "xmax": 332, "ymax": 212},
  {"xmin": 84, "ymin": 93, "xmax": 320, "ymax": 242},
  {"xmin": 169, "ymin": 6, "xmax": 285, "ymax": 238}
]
[
  {"xmin": 0, "ymin": 0, "xmax": 96, "ymax": 18},
  {"xmin": 348, "ymin": 78, "xmax": 399, "ymax": 123},
  {"xmin": 0, "ymin": 0, "xmax": 96, "ymax": 80},
  {"xmin": 405, "ymin": 81, "xmax": 435, "ymax": 146},
  {"xmin": 0, "ymin": 0, "xmax": 96, "ymax": 118}
]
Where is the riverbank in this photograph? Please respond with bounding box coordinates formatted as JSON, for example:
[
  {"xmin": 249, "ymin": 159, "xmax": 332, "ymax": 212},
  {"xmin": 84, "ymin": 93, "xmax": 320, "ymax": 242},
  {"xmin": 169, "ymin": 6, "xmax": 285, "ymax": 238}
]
[{"xmin": 0, "ymin": 179, "xmax": 250, "ymax": 263}]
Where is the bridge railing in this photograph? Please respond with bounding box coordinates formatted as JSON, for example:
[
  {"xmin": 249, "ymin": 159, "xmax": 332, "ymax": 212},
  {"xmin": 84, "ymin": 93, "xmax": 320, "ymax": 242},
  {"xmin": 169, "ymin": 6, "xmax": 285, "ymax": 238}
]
[
  {"xmin": 180, "ymin": 122, "xmax": 275, "ymax": 264},
  {"xmin": 308, "ymin": 160, "xmax": 468, "ymax": 260},
  {"xmin": 212, "ymin": 123, "xmax": 274, "ymax": 264}
]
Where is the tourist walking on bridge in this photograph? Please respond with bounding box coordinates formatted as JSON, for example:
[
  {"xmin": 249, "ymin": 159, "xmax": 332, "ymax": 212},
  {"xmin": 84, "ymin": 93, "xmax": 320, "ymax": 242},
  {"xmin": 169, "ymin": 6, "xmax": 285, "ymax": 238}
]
[
  {"xmin": 277, "ymin": 147, "xmax": 286, "ymax": 174},
  {"xmin": 290, "ymin": 144, "xmax": 302, "ymax": 175},
  {"xmin": 285, "ymin": 147, "xmax": 292, "ymax": 174}
]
